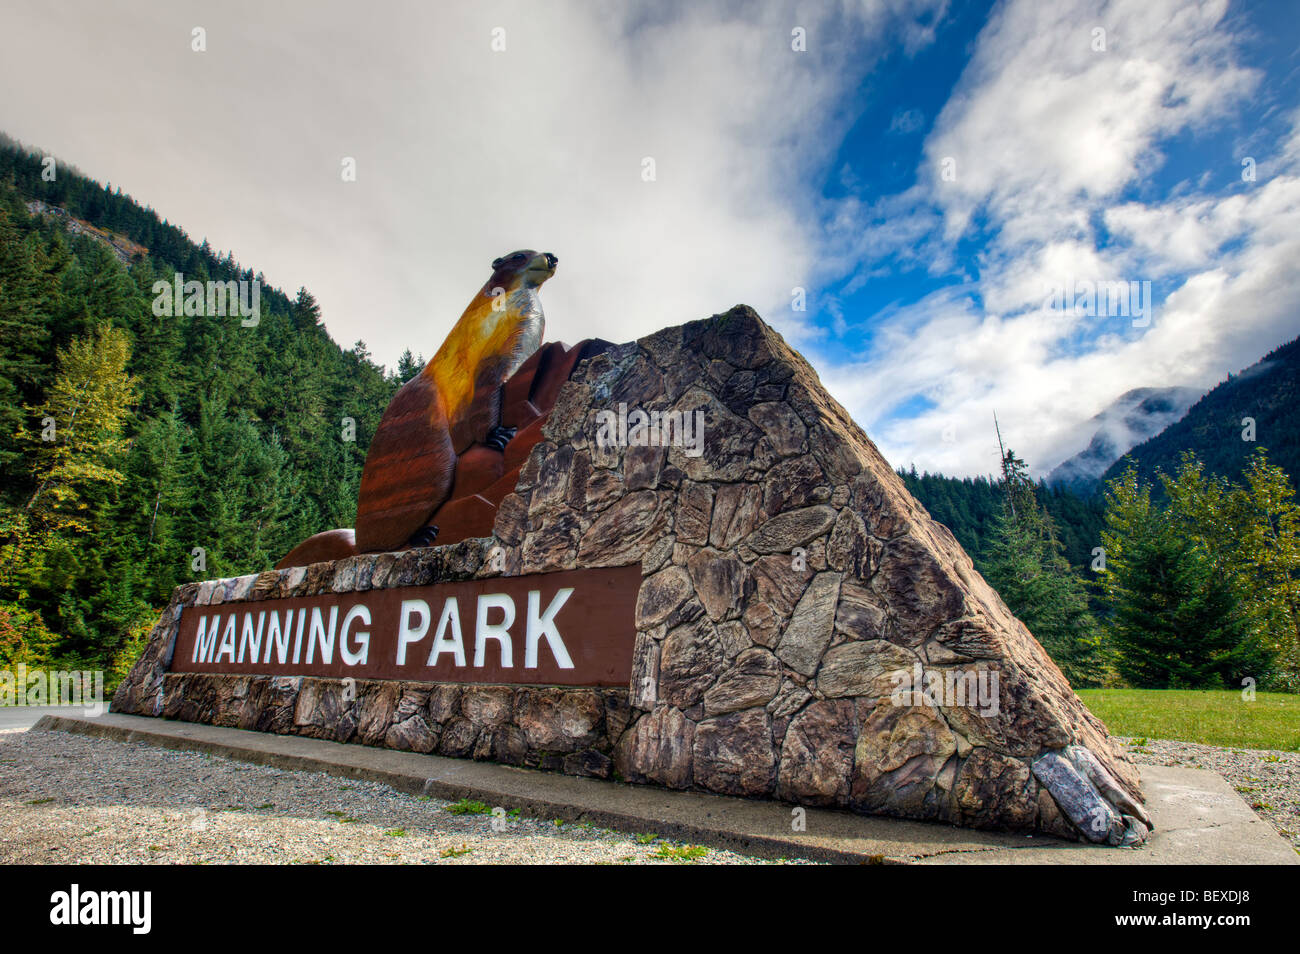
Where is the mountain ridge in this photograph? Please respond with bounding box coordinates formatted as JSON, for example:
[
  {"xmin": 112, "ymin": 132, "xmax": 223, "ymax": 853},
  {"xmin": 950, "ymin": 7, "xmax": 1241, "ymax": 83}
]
[{"xmin": 1047, "ymin": 386, "xmax": 1202, "ymax": 493}]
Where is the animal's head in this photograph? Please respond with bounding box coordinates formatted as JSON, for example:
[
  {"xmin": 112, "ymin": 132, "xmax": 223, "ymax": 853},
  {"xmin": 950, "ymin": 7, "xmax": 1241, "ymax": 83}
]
[{"xmin": 488, "ymin": 249, "xmax": 557, "ymax": 290}]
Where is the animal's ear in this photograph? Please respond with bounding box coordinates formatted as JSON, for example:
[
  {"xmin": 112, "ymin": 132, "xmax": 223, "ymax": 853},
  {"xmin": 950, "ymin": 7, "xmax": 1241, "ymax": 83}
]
[{"xmin": 491, "ymin": 256, "xmax": 504, "ymax": 269}]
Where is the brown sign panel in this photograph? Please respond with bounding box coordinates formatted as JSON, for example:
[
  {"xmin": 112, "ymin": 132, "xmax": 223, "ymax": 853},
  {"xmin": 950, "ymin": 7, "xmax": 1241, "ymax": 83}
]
[{"xmin": 170, "ymin": 565, "xmax": 642, "ymax": 687}]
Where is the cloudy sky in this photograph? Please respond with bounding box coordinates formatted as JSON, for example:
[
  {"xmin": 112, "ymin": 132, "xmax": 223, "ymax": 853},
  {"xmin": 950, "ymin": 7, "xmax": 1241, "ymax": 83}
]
[{"xmin": 1, "ymin": 0, "xmax": 1297, "ymax": 477}]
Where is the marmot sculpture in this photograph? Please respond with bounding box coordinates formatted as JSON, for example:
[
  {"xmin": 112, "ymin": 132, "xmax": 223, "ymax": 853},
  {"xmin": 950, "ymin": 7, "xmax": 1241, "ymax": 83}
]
[
  {"xmin": 276, "ymin": 250, "xmax": 570, "ymax": 568},
  {"xmin": 354, "ymin": 249, "xmax": 556, "ymax": 553}
]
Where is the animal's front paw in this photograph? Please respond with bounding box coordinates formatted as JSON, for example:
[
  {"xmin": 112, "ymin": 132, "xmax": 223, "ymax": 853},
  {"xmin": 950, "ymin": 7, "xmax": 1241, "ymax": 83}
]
[
  {"xmin": 408, "ymin": 525, "xmax": 439, "ymax": 548},
  {"xmin": 485, "ymin": 425, "xmax": 517, "ymax": 452}
]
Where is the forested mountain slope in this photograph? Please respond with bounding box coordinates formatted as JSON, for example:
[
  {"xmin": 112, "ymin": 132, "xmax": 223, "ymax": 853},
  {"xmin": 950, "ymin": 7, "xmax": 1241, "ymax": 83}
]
[{"xmin": 0, "ymin": 136, "xmax": 399, "ymax": 671}]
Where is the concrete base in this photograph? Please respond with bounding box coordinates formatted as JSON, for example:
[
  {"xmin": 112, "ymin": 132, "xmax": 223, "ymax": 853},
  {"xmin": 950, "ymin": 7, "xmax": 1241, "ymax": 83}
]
[{"xmin": 33, "ymin": 712, "xmax": 1297, "ymax": 865}]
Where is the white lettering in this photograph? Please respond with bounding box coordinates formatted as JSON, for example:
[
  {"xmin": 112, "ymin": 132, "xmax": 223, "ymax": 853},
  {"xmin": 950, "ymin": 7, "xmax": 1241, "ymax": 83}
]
[
  {"xmin": 396, "ymin": 599, "xmax": 430, "ymax": 665},
  {"xmin": 339, "ymin": 605, "xmax": 371, "ymax": 666},
  {"xmin": 474, "ymin": 593, "xmax": 515, "ymax": 667},
  {"xmin": 427, "ymin": 597, "xmax": 467, "ymax": 667},
  {"xmin": 525, "ymin": 588, "xmax": 574, "ymax": 669}
]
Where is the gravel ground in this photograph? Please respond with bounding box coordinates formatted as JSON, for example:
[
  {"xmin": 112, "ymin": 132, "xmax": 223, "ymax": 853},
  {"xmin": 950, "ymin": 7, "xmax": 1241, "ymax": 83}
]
[
  {"xmin": 4, "ymin": 727, "xmax": 1295, "ymax": 863},
  {"xmin": 0, "ymin": 728, "xmax": 810, "ymax": 865},
  {"xmin": 1117, "ymin": 735, "xmax": 1300, "ymax": 850}
]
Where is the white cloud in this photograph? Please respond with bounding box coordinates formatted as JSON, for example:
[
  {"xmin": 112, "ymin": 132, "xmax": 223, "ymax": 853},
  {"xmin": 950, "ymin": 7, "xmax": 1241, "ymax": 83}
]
[
  {"xmin": 815, "ymin": 0, "xmax": 1298, "ymax": 479},
  {"xmin": 0, "ymin": 0, "xmax": 944, "ymax": 369},
  {"xmin": 0, "ymin": 0, "xmax": 1292, "ymax": 486}
]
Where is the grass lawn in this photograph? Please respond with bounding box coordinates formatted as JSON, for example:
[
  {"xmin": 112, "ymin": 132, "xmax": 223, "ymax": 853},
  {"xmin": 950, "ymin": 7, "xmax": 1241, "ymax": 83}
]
[{"xmin": 1077, "ymin": 689, "xmax": 1300, "ymax": 752}]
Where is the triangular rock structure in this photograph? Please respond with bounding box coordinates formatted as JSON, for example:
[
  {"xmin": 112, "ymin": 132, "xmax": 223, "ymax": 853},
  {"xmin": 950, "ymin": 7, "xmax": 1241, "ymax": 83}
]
[
  {"xmin": 488, "ymin": 306, "xmax": 1148, "ymax": 842},
  {"xmin": 115, "ymin": 306, "xmax": 1149, "ymax": 844}
]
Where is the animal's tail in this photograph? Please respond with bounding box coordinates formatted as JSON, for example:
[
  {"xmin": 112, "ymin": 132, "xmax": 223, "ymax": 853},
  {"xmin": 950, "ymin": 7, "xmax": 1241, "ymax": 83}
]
[{"xmin": 275, "ymin": 528, "xmax": 358, "ymax": 569}]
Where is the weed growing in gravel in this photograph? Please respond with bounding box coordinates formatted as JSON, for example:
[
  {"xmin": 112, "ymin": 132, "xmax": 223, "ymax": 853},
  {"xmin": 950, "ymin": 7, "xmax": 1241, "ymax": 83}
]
[
  {"xmin": 446, "ymin": 799, "xmax": 492, "ymax": 816},
  {"xmin": 440, "ymin": 844, "xmax": 473, "ymax": 858},
  {"xmin": 634, "ymin": 832, "xmax": 658, "ymax": 844},
  {"xmin": 653, "ymin": 843, "xmax": 708, "ymax": 863},
  {"xmin": 324, "ymin": 809, "xmax": 358, "ymax": 824},
  {"xmin": 385, "ymin": 828, "xmax": 407, "ymax": 837},
  {"xmin": 26, "ymin": 797, "xmax": 55, "ymax": 805}
]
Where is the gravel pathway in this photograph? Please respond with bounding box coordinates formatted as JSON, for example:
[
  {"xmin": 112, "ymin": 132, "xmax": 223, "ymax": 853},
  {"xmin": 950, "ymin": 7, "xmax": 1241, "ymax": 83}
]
[
  {"xmin": 1117, "ymin": 736, "xmax": 1300, "ymax": 850},
  {"xmin": 0, "ymin": 728, "xmax": 809, "ymax": 865}
]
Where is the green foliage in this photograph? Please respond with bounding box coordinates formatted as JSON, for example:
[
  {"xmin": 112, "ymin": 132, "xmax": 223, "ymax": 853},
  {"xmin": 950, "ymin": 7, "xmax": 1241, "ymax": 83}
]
[
  {"xmin": 899, "ymin": 466, "xmax": 1106, "ymax": 574},
  {"xmin": 652, "ymin": 843, "xmax": 709, "ymax": 863},
  {"xmin": 1159, "ymin": 450, "xmax": 1300, "ymax": 687},
  {"xmin": 395, "ymin": 349, "xmax": 425, "ymax": 384},
  {"xmin": 981, "ymin": 448, "xmax": 1110, "ymax": 685},
  {"xmin": 1097, "ymin": 455, "xmax": 1290, "ymax": 689},
  {"xmin": 0, "ymin": 143, "xmax": 403, "ymax": 679}
]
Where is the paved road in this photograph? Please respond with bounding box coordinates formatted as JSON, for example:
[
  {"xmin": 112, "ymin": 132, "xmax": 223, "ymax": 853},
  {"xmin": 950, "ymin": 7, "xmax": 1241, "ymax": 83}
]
[{"xmin": 0, "ymin": 705, "xmax": 107, "ymax": 730}]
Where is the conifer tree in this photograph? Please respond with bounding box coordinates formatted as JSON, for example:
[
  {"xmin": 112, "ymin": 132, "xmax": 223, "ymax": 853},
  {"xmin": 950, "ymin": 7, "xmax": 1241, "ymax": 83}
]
[
  {"xmin": 982, "ymin": 445, "xmax": 1108, "ymax": 685},
  {"xmin": 1098, "ymin": 462, "xmax": 1276, "ymax": 688}
]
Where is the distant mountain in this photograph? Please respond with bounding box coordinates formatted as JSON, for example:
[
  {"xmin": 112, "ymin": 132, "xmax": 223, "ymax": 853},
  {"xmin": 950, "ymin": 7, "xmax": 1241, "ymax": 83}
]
[
  {"xmin": 1098, "ymin": 334, "xmax": 1300, "ymax": 491},
  {"xmin": 1047, "ymin": 386, "xmax": 1201, "ymax": 493}
]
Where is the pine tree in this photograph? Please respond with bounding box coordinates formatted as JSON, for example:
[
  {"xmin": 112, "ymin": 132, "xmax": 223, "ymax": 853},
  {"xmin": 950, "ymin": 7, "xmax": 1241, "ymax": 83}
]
[
  {"xmin": 1098, "ymin": 462, "xmax": 1276, "ymax": 688},
  {"xmin": 1158, "ymin": 450, "xmax": 1300, "ymax": 689},
  {"xmin": 291, "ymin": 286, "xmax": 322, "ymax": 332},
  {"xmin": 0, "ymin": 208, "xmax": 68, "ymax": 479},
  {"xmin": 395, "ymin": 348, "xmax": 424, "ymax": 384},
  {"xmin": 1105, "ymin": 526, "xmax": 1261, "ymax": 688},
  {"xmin": 982, "ymin": 445, "xmax": 1108, "ymax": 685}
]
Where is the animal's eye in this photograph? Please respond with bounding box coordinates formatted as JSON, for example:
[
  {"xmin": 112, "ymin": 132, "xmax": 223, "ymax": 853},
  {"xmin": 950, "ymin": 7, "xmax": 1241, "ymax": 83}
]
[
  {"xmin": 491, "ymin": 257, "xmax": 504, "ymax": 268},
  {"xmin": 511, "ymin": 254, "xmax": 526, "ymax": 263}
]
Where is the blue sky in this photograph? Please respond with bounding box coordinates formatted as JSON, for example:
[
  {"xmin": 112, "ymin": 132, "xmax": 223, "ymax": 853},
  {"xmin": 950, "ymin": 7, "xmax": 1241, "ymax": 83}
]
[
  {"xmin": 2, "ymin": 0, "xmax": 1298, "ymax": 477},
  {"xmin": 796, "ymin": 0, "xmax": 1300, "ymax": 477}
]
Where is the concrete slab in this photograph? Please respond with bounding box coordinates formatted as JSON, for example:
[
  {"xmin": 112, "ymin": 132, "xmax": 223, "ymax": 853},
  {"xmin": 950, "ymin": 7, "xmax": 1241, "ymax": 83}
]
[
  {"xmin": 31, "ymin": 712, "xmax": 1298, "ymax": 865},
  {"xmin": 0, "ymin": 705, "xmax": 103, "ymax": 730}
]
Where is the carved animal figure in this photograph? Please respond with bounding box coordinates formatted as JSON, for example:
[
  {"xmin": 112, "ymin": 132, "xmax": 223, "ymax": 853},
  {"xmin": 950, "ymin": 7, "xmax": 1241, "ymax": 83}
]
[
  {"xmin": 352, "ymin": 250, "xmax": 557, "ymax": 553},
  {"xmin": 275, "ymin": 251, "xmax": 560, "ymax": 568}
]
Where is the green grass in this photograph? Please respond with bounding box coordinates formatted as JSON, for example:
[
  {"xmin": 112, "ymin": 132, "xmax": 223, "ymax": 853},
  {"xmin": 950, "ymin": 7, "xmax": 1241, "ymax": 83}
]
[
  {"xmin": 1077, "ymin": 689, "xmax": 1300, "ymax": 752},
  {"xmin": 445, "ymin": 799, "xmax": 493, "ymax": 816},
  {"xmin": 652, "ymin": 843, "xmax": 709, "ymax": 864}
]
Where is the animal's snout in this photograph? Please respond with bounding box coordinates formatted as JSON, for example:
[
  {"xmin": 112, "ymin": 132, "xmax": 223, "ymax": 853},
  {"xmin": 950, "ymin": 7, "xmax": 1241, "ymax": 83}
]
[{"xmin": 544, "ymin": 253, "xmax": 558, "ymax": 268}]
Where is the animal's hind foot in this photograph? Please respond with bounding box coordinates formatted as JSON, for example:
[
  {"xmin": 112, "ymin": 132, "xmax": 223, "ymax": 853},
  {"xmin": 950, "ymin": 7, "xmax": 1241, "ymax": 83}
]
[
  {"xmin": 485, "ymin": 424, "xmax": 517, "ymax": 452},
  {"xmin": 408, "ymin": 525, "xmax": 439, "ymax": 548}
]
